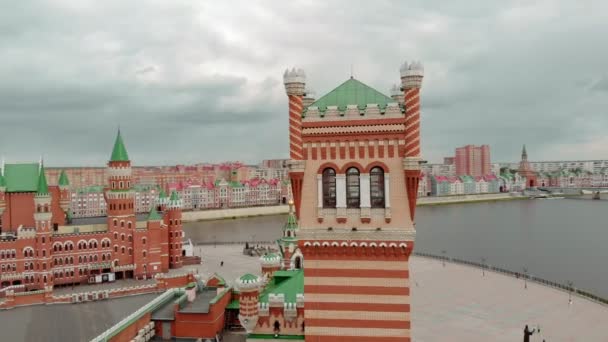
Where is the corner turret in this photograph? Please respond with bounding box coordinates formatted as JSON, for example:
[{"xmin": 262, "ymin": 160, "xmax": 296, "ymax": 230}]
[
  {"xmin": 58, "ymin": 170, "xmax": 70, "ymax": 216},
  {"xmin": 237, "ymin": 273, "xmax": 260, "ymax": 333}
]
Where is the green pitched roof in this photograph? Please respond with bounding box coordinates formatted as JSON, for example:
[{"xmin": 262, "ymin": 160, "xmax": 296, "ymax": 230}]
[
  {"xmin": 306, "ymin": 78, "xmax": 395, "ymax": 113},
  {"xmin": 3, "ymin": 163, "xmax": 40, "ymax": 192},
  {"xmin": 169, "ymin": 190, "xmax": 179, "ymax": 201},
  {"xmin": 37, "ymin": 165, "xmax": 49, "ymax": 195},
  {"xmin": 159, "ymin": 189, "xmax": 167, "ymax": 199},
  {"xmin": 147, "ymin": 207, "xmax": 162, "ymax": 221},
  {"xmin": 259, "ymin": 269, "xmax": 303, "ymax": 304},
  {"xmin": 110, "ymin": 130, "xmax": 129, "ymax": 162},
  {"xmin": 58, "ymin": 170, "xmax": 69, "ymax": 186}
]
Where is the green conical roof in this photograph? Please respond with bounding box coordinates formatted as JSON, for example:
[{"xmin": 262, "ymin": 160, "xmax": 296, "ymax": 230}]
[
  {"xmin": 110, "ymin": 129, "xmax": 129, "ymax": 162},
  {"xmin": 170, "ymin": 190, "xmax": 179, "ymax": 201},
  {"xmin": 284, "ymin": 201, "xmax": 298, "ymax": 231},
  {"xmin": 285, "ymin": 211, "xmax": 297, "ymax": 231},
  {"xmin": 58, "ymin": 170, "xmax": 69, "ymax": 186},
  {"xmin": 37, "ymin": 165, "xmax": 49, "ymax": 195},
  {"xmin": 305, "ymin": 78, "xmax": 395, "ymax": 113},
  {"xmin": 159, "ymin": 189, "xmax": 167, "ymax": 199},
  {"xmin": 147, "ymin": 207, "xmax": 162, "ymax": 221}
]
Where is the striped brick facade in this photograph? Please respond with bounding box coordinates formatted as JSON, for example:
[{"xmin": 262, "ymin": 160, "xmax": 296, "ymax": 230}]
[{"xmin": 286, "ymin": 62, "xmax": 423, "ymax": 341}]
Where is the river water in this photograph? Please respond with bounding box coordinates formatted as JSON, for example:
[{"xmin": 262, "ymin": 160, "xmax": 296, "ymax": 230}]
[{"xmin": 183, "ymin": 198, "xmax": 608, "ymax": 299}]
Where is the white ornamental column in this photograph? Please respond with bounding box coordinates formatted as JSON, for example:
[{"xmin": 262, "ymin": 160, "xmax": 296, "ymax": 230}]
[
  {"xmin": 336, "ymin": 174, "xmax": 346, "ymax": 222},
  {"xmin": 360, "ymin": 173, "xmax": 371, "ymax": 223},
  {"xmin": 384, "ymin": 173, "xmax": 391, "ymax": 222},
  {"xmin": 317, "ymin": 174, "xmax": 324, "ymax": 222}
]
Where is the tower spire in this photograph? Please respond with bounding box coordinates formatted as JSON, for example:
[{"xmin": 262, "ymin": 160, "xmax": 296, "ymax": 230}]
[
  {"xmin": 522, "ymin": 144, "xmax": 528, "ymax": 160},
  {"xmin": 110, "ymin": 129, "xmax": 129, "ymax": 162}
]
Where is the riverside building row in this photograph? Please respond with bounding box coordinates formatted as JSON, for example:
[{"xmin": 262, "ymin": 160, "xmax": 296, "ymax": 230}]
[{"xmin": 68, "ymin": 177, "xmax": 288, "ymax": 218}]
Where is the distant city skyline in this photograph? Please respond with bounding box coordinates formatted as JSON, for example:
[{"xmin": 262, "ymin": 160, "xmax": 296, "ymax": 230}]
[{"xmin": 2, "ymin": 1, "xmax": 608, "ymax": 165}]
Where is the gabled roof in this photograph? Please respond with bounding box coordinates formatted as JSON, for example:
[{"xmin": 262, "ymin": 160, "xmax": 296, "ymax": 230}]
[
  {"xmin": 110, "ymin": 129, "xmax": 129, "ymax": 162},
  {"xmin": 306, "ymin": 78, "xmax": 395, "ymax": 112},
  {"xmin": 4, "ymin": 163, "xmax": 40, "ymax": 192},
  {"xmin": 58, "ymin": 170, "xmax": 69, "ymax": 186}
]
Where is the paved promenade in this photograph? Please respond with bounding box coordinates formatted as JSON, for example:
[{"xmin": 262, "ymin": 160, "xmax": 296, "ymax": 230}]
[{"xmin": 193, "ymin": 245, "xmax": 608, "ymax": 342}]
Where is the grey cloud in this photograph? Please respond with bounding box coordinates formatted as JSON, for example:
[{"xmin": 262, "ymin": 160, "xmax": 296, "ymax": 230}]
[{"xmin": 1, "ymin": 0, "xmax": 608, "ymax": 167}]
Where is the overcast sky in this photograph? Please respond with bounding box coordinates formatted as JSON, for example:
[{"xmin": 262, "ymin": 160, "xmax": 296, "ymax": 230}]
[{"xmin": 1, "ymin": 1, "xmax": 607, "ymax": 166}]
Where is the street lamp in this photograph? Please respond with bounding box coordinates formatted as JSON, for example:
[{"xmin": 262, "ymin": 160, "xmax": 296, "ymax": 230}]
[
  {"xmin": 441, "ymin": 250, "xmax": 447, "ymax": 267},
  {"xmin": 567, "ymin": 280, "xmax": 574, "ymax": 305},
  {"xmin": 481, "ymin": 257, "xmax": 487, "ymax": 277},
  {"xmin": 523, "ymin": 267, "xmax": 528, "ymax": 289}
]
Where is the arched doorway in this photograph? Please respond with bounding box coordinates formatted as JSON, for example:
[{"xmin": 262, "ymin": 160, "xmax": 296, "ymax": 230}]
[
  {"xmin": 529, "ymin": 179, "xmax": 535, "ymax": 187},
  {"xmin": 294, "ymin": 256, "xmax": 302, "ymax": 269},
  {"xmin": 274, "ymin": 321, "xmax": 281, "ymax": 333}
]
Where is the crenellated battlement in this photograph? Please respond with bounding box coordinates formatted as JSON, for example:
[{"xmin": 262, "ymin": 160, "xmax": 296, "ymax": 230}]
[
  {"xmin": 303, "ymin": 102, "xmax": 404, "ymax": 120},
  {"xmin": 400, "ymin": 61, "xmax": 424, "ymax": 89},
  {"xmin": 284, "ymin": 68, "xmax": 306, "ymax": 96}
]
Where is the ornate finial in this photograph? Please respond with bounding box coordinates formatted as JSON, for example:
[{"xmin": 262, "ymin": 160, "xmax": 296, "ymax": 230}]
[{"xmin": 288, "ymin": 199, "xmax": 294, "ymax": 206}]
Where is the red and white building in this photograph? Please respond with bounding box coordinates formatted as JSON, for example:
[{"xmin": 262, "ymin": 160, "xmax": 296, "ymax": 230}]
[
  {"xmin": 0, "ymin": 131, "xmax": 184, "ymax": 291},
  {"xmin": 283, "ymin": 61, "xmax": 423, "ymax": 341}
]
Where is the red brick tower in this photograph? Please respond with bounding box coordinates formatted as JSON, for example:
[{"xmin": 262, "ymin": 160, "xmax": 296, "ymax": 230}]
[
  {"xmin": 401, "ymin": 61, "xmax": 425, "ymax": 221},
  {"xmin": 57, "ymin": 170, "xmax": 70, "ymax": 221},
  {"xmin": 105, "ymin": 129, "xmax": 137, "ymax": 268},
  {"xmin": 237, "ymin": 274, "xmax": 261, "ymax": 333},
  {"xmin": 284, "ymin": 68, "xmax": 306, "ymax": 218},
  {"xmin": 518, "ymin": 144, "xmax": 537, "ymax": 188},
  {"xmin": 33, "ymin": 162, "xmax": 53, "ymax": 288},
  {"xmin": 166, "ymin": 190, "xmax": 183, "ymax": 269},
  {"xmin": 0, "ymin": 161, "xmax": 6, "ymax": 230},
  {"xmin": 287, "ymin": 62, "xmax": 421, "ymax": 341}
]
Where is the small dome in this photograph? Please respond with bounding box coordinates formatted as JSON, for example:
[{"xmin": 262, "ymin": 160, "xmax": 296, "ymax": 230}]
[{"xmin": 260, "ymin": 253, "xmax": 281, "ymax": 266}]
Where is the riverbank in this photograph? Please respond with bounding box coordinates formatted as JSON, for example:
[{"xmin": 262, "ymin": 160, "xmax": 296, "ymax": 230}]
[
  {"xmin": 182, "ymin": 205, "xmax": 290, "ymax": 222},
  {"xmin": 417, "ymin": 193, "xmax": 526, "ymax": 206},
  {"xmin": 179, "ymin": 194, "xmax": 528, "ymax": 223}
]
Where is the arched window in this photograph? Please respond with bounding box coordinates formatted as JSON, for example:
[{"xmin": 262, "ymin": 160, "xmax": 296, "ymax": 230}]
[
  {"xmin": 127, "ymin": 222, "xmax": 132, "ymax": 229},
  {"xmin": 322, "ymin": 168, "xmax": 336, "ymax": 208},
  {"xmin": 346, "ymin": 167, "xmax": 360, "ymax": 208},
  {"xmin": 370, "ymin": 167, "xmax": 385, "ymax": 208}
]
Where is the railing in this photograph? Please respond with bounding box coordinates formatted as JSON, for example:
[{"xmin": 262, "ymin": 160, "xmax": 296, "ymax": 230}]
[{"xmin": 412, "ymin": 251, "xmax": 608, "ymax": 306}]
